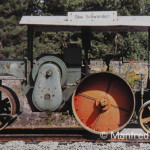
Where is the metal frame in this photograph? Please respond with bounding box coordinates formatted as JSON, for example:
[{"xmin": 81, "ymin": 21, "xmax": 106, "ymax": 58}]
[
  {"xmin": 27, "ymin": 26, "xmax": 34, "ymax": 68},
  {"xmin": 20, "ymin": 12, "xmax": 150, "ymax": 88}
]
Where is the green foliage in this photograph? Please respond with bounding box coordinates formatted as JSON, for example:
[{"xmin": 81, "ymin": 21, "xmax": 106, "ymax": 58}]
[
  {"xmin": 0, "ymin": 0, "xmax": 149, "ymax": 61},
  {"xmin": 0, "ymin": 0, "xmax": 30, "ymax": 59},
  {"xmin": 33, "ymin": 31, "xmax": 77, "ymax": 59},
  {"xmin": 124, "ymin": 32, "xmax": 148, "ymax": 60},
  {"xmin": 125, "ymin": 70, "xmax": 140, "ymax": 88},
  {"xmin": 141, "ymin": 0, "xmax": 150, "ymax": 15},
  {"xmin": 34, "ymin": 0, "xmax": 143, "ymax": 16},
  {"xmin": 33, "ymin": 0, "xmax": 148, "ymax": 61}
]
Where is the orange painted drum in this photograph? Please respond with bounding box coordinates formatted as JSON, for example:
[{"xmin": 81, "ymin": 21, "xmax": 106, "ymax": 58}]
[{"xmin": 72, "ymin": 72, "xmax": 135, "ymax": 134}]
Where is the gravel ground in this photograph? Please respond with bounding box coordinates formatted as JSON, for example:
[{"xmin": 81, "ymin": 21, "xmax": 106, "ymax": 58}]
[{"xmin": 0, "ymin": 141, "xmax": 149, "ymax": 150}]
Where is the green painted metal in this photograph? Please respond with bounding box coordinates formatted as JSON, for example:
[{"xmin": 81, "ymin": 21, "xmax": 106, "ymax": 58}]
[
  {"xmin": 32, "ymin": 56, "xmax": 67, "ymax": 87},
  {"xmin": 0, "ymin": 59, "xmax": 32, "ymax": 95},
  {"xmin": 63, "ymin": 86, "xmax": 76, "ymax": 102},
  {"xmin": 0, "ymin": 60, "xmax": 26, "ymax": 80},
  {"xmin": 67, "ymin": 68, "xmax": 81, "ymax": 85},
  {"xmin": 32, "ymin": 63, "xmax": 63, "ymax": 111},
  {"xmin": 22, "ymin": 58, "xmax": 31, "ymax": 94}
]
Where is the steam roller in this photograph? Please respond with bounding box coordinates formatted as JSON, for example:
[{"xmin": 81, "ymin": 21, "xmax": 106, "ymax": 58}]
[{"xmin": 72, "ymin": 72, "xmax": 135, "ymax": 134}]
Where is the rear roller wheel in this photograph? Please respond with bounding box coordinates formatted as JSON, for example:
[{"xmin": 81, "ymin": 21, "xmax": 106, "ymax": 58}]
[
  {"xmin": 139, "ymin": 100, "xmax": 150, "ymax": 133},
  {"xmin": 0, "ymin": 86, "xmax": 17, "ymax": 130},
  {"xmin": 72, "ymin": 72, "xmax": 135, "ymax": 135}
]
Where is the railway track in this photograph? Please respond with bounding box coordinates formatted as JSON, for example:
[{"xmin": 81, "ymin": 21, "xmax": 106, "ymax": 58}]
[{"xmin": 0, "ymin": 127, "xmax": 149, "ymax": 143}]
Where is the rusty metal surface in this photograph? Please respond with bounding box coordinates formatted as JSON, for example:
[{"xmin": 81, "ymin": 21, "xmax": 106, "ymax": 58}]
[{"xmin": 72, "ymin": 72, "xmax": 135, "ymax": 135}]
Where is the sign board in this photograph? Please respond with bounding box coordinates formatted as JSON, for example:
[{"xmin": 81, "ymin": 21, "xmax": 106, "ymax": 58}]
[{"xmin": 68, "ymin": 11, "xmax": 117, "ymax": 23}]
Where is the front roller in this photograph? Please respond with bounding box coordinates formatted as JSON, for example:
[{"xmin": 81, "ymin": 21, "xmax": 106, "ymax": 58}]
[{"xmin": 72, "ymin": 72, "xmax": 135, "ymax": 135}]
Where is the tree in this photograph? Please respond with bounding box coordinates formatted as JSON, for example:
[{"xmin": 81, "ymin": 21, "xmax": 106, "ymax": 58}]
[
  {"xmin": 141, "ymin": 0, "xmax": 150, "ymax": 15},
  {"xmin": 0, "ymin": 0, "xmax": 149, "ymax": 61},
  {"xmin": 0, "ymin": 0, "xmax": 34, "ymax": 59}
]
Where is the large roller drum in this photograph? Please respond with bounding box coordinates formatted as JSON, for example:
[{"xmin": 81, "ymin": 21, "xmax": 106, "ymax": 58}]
[{"xmin": 72, "ymin": 72, "xmax": 135, "ymax": 134}]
